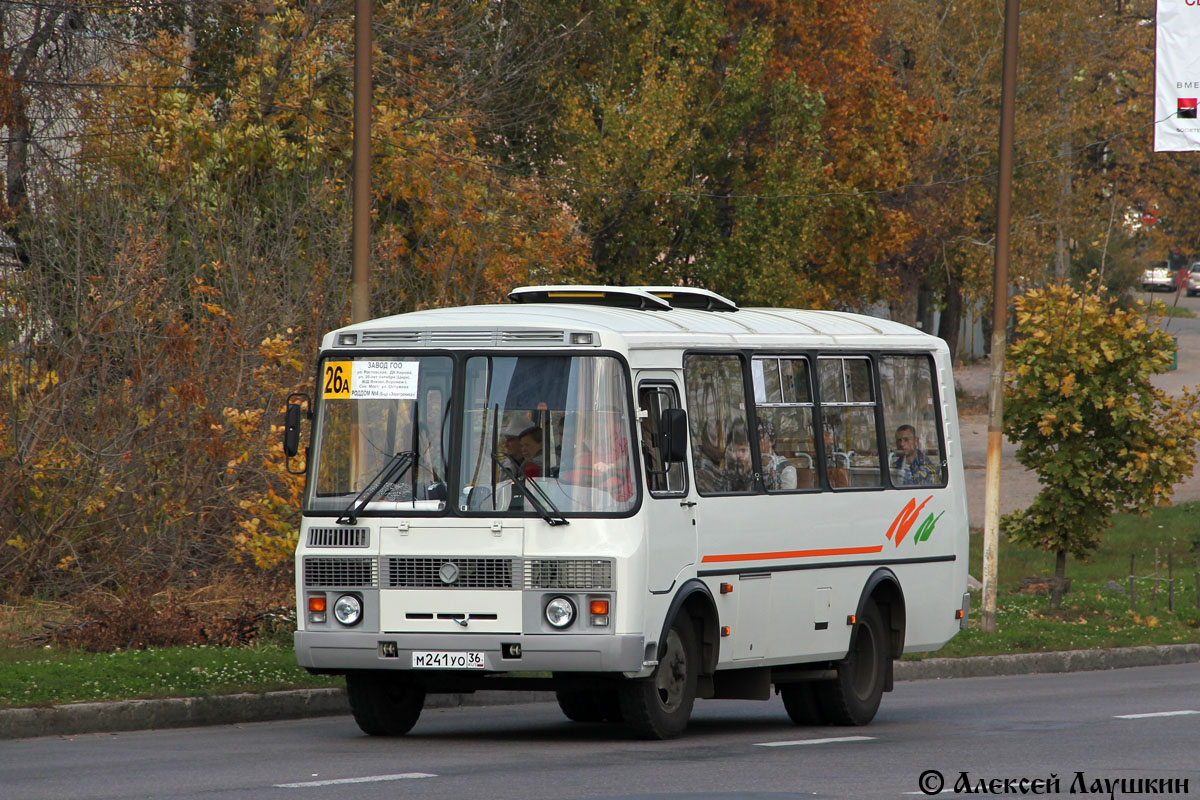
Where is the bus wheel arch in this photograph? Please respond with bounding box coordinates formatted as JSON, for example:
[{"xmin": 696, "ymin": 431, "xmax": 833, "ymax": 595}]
[
  {"xmin": 657, "ymin": 579, "xmax": 720, "ymax": 681},
  {"xmin": 858, "ymin": 567, "xmax": 906, "ymax": 690},
  {"xmin": 811, "ymin": 569, "xmax": 906, "ymax": 726},
  {"xmin": 618, "ymin": 581, "xmax": 716, "ymax": 739}
]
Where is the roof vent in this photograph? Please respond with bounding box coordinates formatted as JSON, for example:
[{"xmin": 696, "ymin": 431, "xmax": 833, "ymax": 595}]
[
  {"xmin": 638, "ymin": 286, "xmax": 739, "ymax": 311},
  {"xmin": 507, "ymin": 285, "xmax": 672, "ymax": 310}
]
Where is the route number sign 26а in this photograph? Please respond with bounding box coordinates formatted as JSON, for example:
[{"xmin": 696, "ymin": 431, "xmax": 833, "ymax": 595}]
[{"xmin": 322, "ymin": 360, "xmax": 420, "ymax": 400}]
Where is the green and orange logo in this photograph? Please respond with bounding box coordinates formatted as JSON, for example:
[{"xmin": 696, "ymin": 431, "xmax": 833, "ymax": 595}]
[{"xmin": 886, "ymin": 495, "xmax": 944, "ymax": 547}]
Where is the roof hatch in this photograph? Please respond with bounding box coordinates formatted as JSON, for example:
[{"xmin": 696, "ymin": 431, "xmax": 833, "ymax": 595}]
[{"xmin": 507, "ymin": 285, "xmax": 738, "ymax": 312}]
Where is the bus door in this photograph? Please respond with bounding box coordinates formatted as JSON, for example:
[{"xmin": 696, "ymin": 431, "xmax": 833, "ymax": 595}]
[{"xmin": 637, "ymin": 379, "xmax": 695, "ymax": 593}]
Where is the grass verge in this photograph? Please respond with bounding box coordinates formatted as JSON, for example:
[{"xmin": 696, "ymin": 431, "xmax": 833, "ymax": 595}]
[
  {"xmin": 3, "ymin": 505, "xmax": 1199, "ymax": 709},
  {"xmin": 923, "ymin": 501, "xmax": 1200, "ymax": 658}
]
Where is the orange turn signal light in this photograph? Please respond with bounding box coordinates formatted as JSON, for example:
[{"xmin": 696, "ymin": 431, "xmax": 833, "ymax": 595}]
[
  {"xmin": 720, "ymin": 582, "xmax": 733, "ymax": 594},
  {"xmin": 846, "ymin": 614, "xmax": 857, "ymax": 626},
  {"xmin": 721, "ymin": 626, "xmax": 731, "ymax": 637},
  {"xmin": 308, "ymin": 596, "xmax": 327, "ymax": 613},
  {"xmin": 590, "ymin": 599, "xmax": 609, "ymax": 615}
]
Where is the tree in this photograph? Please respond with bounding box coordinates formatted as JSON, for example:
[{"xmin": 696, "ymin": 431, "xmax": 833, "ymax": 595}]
[
  {"xmin": 0, "ymin": 0, "xmax": 594, "ymax": 600},
  {"xmin": 880, "ymin": 0, "xmax": 1159, "ymax": 356},
  {"xmin": 1002, "ymin": 283, "xmax": 1200, "ymax": 609},
  {"xmin": 538, "ymin": 0, "xmax": 929, "ymax": 309}
]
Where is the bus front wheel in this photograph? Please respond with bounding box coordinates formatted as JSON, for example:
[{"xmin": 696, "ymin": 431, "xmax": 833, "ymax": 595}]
[
  {"xmin": 346, "ymin": 672, "xmax": 425, "ymax": 736},
  {"xmin": 619, "ymin": 618, "xmax": 698, "ymax": 739},
  {"xmin": 815, "ymin": 600, "xmax": 887, "ymax": 726}
]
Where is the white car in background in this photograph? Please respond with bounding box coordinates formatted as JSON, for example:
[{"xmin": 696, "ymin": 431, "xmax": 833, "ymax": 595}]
[
  {"xmin": 1187, "ymin": 263, "xmax": 1200, "ymax": 297},
  {"xmin": 1141, "ymin": 261, "xmax": 1174, "ymax": 292}
]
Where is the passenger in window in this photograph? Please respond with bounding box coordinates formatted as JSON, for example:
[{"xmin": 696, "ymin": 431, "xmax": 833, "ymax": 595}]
[
  {"xmin": 562, "ymin": 414, "xmax": 633, "ymax": 502},
  {"xmin": 518, "ymin": 427, "xmax": 544, "ymax": 479},
  {"xmin": 499, "ymin": 418, "xmax": 530, "ymax": 472},
  {"xmin": 724, "ymin": 418, "xmax": 755, "ymax": 492},
  {"xmin": 757, "ymin": 420, "xmax": 797, "ymax": 491},
  {"xmin": 693, "ymin": 417, "xmax": 728, "ymax": 493},
  {"xmin": 891, "ymin": 424, "xmax": 937, "ymax": 486}
]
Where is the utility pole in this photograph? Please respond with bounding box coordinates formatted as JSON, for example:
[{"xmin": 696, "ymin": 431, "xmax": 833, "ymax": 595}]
[
  {"xmin": 981, "ymin": 0, "xmax": 1020, "ymax": 633},
  {"xmin": 351, "ymin": 0, "xmax": 372, "ymax": 324}
]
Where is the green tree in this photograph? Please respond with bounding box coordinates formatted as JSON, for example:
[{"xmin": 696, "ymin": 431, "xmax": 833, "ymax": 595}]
[
  {"xmin": 1002, "ymin": 283, "xmax": 1200, "ymax": 609},
  {"xmin": 539, "ymin": 0, "xmax": 928, "ymax": 309}
]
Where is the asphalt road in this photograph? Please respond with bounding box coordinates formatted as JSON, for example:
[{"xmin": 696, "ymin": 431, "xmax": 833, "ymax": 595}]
[{"xmin": 3, "ymin": 662, "xmax": 1196, "ymax": 800}]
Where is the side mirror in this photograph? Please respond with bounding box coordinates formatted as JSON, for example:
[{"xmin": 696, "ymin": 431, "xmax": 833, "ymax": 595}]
[
  {"xmin": 284, "ymin": 403, "xmax": 303, "ymax": 458},
  {"xmin": 661, "ymin": 408, "xmax": 688, "ymax": 464},
  {"xmin": 283, "ymin": 392, "xmax": 311, "ymax": 474}
]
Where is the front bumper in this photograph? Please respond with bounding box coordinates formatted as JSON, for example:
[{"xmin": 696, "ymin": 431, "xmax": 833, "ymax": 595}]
[{"xmin": 295, "ymin": 630, "xmax": 646, "ymax": 674}]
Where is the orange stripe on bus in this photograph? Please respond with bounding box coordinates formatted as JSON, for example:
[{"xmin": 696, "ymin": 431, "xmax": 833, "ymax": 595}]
[{"xmin": 700, "ymin": 545, "xmax": 885, "ymax": 563}]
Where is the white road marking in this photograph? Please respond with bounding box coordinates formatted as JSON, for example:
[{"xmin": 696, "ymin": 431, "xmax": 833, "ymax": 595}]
[
  {"xmin": 755, "ymin": 735, "xmax": 875, "ymax": 747},
  {"xmin": 1115, "ymin": 710, "xmax": 1199, "ymax": 719},
  {"xmin": 274, "ymin": 772, "xmax": 437, "ymax": 788}
]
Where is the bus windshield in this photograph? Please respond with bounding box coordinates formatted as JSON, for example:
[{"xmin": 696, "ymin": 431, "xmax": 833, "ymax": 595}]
[
  {"xmin": 459, "ymin": 354, "xmax": 636, "ymax": 515},
  {"xmin": 307, "ymin": 355, "xmax": 454, "ymax": 514},
  {"xmin": 304, "ymin": 353, "xmax": 637, "ymax": 516}
]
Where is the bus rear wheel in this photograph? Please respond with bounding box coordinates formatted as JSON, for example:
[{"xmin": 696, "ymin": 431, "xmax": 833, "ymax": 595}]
[
  {"xmin": 779, "ymin": 682, "xmax": 825, "ymax": 725},
  {"xmin": 618, "ymin": 618, "xmax": 698, "ymax": 739},
  {"xmin": 555, "ymin": 688, "xmax": 623, "ymax": 723},
  {"xmin": 815, "ymin": 600, "xmax": 887, "ymax": 726},
  {"xmin": 345, "ymin": 672, "xmax": 425, "ymax": 736}
]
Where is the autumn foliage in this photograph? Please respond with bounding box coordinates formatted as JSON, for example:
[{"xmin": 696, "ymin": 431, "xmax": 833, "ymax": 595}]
[
  {"xmin": 1003, "ymin": 283, "xmax": 1200, "ymax": 606},
  {"xmin": 0, "ymin": 0, "xmax": 1196, "ymax": 617}
]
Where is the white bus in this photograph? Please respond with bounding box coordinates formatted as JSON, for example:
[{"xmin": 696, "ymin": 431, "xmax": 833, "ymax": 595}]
[{"xmin": 284, "ymin": 285, "xmax": 969, "ymax": 739}]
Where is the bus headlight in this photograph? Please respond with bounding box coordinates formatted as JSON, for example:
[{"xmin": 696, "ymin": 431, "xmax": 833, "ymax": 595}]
[
  {"xmin": 333, "ymin": 594, "xmax": 363, "ymax": 626},
  {"xmin": 544, "ymin": 596, "xmax": 575, "ymax": 628}
]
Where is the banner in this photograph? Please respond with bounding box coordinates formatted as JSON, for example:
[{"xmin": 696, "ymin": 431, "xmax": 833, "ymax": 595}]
[{"xmin": 1155, "ymin": 0, "xmax": 1200, "ymax": 152}]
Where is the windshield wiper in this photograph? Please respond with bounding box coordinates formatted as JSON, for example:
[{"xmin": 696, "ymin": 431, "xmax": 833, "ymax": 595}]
[
  {"xmin": 490, "ymin": 452, "xmax": 569, "ymax": 527},
  {"xmin": 338, "ymin": 450, "xmax": 416, "ymax": 525}
]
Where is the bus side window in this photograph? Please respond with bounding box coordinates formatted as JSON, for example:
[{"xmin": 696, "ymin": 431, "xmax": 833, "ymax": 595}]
[
  {"xmin": 817, "ymin": 357, "xmax": 882, "ymax": 489},
  {"xmin": 752, "ymin": 356, "xmax": 817, "ymax": 492},
  {"xmin": 638, "ymin": 384, "xmax": 687, "ymax": 495},
  {"xmin": 879, "ymin": 355, "xmax": 945, "ymax": 488},
  {"xmin": 684, "ymin": 354, "xmax": 753, "ymax": 495}
]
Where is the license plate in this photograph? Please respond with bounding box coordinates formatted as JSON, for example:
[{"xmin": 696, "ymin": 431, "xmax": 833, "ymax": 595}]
[{"xmin": 412, "ymin": 651, "xmax": 485, "ymax": 669}]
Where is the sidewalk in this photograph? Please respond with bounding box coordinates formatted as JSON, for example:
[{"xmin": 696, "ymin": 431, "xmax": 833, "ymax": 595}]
[
  {"xmin": 3, "ymin": 645, "xmax": 1198, "ymax": 740},
  {"xmin": 953, "ymin": 335, "xmax": 1200, "ymax": 528}
]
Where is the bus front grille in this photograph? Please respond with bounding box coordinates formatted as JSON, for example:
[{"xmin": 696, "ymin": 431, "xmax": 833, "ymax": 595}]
[
  {"xmin": 386, "ymin": 557, "xmax": 517, "ymax": 589},
  {"xmin": 303, "ymin": 557, "xmax": 378, "ymax": 588},
  {"xmin": 307, "ymin": 527, "xmax": 370, "ymax": 548},
  {"xmin": 524, "ymin": 559, "xmax": 613, "ymax": 590}
]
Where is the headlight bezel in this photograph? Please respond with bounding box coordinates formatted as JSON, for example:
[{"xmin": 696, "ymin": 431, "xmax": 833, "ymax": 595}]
[
  {"xmin": 332, "ymin": 593, "xmax": 364, "ymax": 627},
  {"xmin": 544, "ymin": 596, "xmax": 576, "ymax": 629}
]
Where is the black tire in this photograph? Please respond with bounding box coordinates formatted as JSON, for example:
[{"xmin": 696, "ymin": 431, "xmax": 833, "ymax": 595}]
[
  {"xmin": 815, "ymin": 600, "xmax": 888, "ymax": 726},
  {"xmin": 345, "ymin": 672, "xmax": 426, "ymax": 736},
  {"xmin": 555, "ymin": 689, "xmax": 623, "ymax": 723},
  {"xmin": 618, "ymin": 617, "xmax": 698, "ymax": 739},
  {"xmin": 779, "ymin": 681, "xmax": 825, "ymax": 725}
]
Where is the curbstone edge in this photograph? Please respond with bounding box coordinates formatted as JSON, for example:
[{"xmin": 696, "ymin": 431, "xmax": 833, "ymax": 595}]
[{"xmin": 2, "ymin": 644, "xmax": 1197, "ymax": 740}]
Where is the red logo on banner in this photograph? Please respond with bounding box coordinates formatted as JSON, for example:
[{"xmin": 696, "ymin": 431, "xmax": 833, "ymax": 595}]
[{"xmin": 1179, "ymin": 98, "xmax": 1198, "ymax": 119}]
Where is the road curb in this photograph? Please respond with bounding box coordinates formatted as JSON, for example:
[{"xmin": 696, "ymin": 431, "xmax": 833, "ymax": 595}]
[
  {"xmin": 3, "ymin": 644, "xmax": 1198, "ymax": 740},
  {"xmin": 894, "ymin": 643, "xmax": 1200, "ymax": 681}
]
